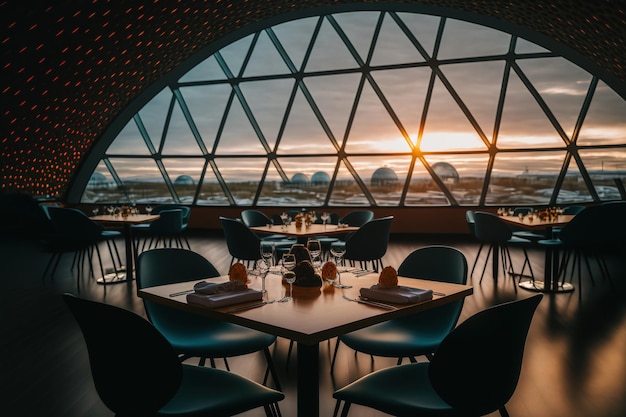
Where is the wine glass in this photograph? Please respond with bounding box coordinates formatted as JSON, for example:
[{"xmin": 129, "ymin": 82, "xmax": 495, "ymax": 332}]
[
  {"xmin": 92, "ymin": 207, "xmax": 99, "ymax": 216},
  {"xmin": 260, "ymin": 241, "xmax": 275, "ymax": 268},
  {"xmin": 321, "ymin": 212, "xmax": 330, "ymax": 227},
  {"xmin": 330, "ymin": 246, "xmax": 351, "ymax": 288},
  {"xmin": 257, "ymin": 260, "xmax": 269, "ymax": 293},
  {"xmin": 106, "ymin": 205, "xmax": 115, "ymax": 216},
  {"xmin": 307, "ymin": 239, "xmax": 322, "ymax": 269},
  {"xmin": 282, "ymin": 253, "xmax": 296, "ymax": 271},
  {"xmin": 280, "ymin": 270, "xmax": 296, "ymax": 302},
  {"xmin": 145, "ymin": 204, "xmax": 153, "ymax": 215}
]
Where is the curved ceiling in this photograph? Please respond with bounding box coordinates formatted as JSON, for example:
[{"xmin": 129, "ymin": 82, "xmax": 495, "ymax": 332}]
[{"xmin": 2, "ymin": 0, "xmax": 625, "ymax": 199}]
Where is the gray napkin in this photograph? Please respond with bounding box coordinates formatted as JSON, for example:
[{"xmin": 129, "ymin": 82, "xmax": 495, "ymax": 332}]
[
  {"xmin": 193, "ymin": 280, "xmax": 246, "ymax": 294},
  {"xmin": 360, "ymin": 285, "xmax": 433, "ymax": 304},
  {"xmin": 187, "ymin": 288, "xmax": 262, "ymax": 308}
]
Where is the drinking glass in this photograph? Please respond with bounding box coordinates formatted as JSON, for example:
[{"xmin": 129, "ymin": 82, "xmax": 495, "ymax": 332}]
[
  {"xmin": 282, "ymin": 253, "xmax": 296, "ymax": 271},
  {"xmin": 260, "ymin": 242, "xmax": 275, "ymax": 268},
  {"xmin": 306, "ymin": 239, "xmax": 322, "ymax": 268},
  {"xmin": 106, "ymin": 205, "xmax": 115, "ymax": 216},
  {"xmin": 281, "ymin": 270, "xmax": 296, "ymax": 302},
  {"xmin": 330, "ymin": 246, "xmax": 351, "ymax": 288},
  {"xmin": 92, "ymin": 207, "xmax": 99, "ymax": 216},
  {"xmin": 146, "ymin": 204, "xmax": 153, "ymax": 214},
  {"xmin": 257, "ymin": 260, "xmax": 269, "ymax": 293},
  {"xmin": 321, "ymin": 212, "xmax": 330, "ymax": 227}
]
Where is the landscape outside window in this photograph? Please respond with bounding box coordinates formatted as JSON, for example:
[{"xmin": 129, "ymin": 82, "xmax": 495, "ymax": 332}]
[{"xmin": 80, "ymin": 10, "xmax": 626, "ymax": 207}]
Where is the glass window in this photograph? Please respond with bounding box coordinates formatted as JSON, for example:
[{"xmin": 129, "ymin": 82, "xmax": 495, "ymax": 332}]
[{"xmin": 79, "ymin": 8, "xmax": 626, "ymax": 207}]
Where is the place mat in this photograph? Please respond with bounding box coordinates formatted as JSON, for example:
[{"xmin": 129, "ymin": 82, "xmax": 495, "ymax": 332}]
[
  {"xmin": 360, "ymin": 285, "xmax": 433, "ymax": 304},
  {"xmin": 187, "ymin": 286, "xmax": 262, "ymax": 308}
]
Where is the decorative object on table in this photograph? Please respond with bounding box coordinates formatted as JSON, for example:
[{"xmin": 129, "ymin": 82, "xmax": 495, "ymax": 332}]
[
  {"xmin": 289, "ymin": 243, "xmax": 311, "ymax": 263},
  {"xmin": 229, "ymin": 262, "xmax": 248, "ymax": 285},
  {"xmin": 292, "ymin": 260, "xmax": 322, "ymax": 287},
  {"xmin": 377, "ymin": 265, "xmax": 398, "ymax": 288},
  {"xmin": 321, "ymin": 261, "xmax": 338, "ymax": 282}
]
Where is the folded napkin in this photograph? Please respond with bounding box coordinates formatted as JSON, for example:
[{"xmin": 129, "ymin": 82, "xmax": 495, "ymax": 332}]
[
  {"xmin": 360, "ymin": 285, "xmax": 433, "ymax": 304},
  {"xmin": 193, "ymin": 280, "xmax": 246, "ymax": 294},
  {"xmin": 187, "ymin": 281, "xmax": 262, "ymax": 308}
]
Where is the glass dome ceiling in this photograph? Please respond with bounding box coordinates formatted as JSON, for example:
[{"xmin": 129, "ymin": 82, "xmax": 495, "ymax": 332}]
[{"xmin": 79, "ymin": 8, "xmax": 626, "ymax": 207}]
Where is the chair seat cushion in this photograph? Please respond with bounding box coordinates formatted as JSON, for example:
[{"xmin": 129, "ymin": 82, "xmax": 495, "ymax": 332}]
[
  {"xmin": 161, "ymin": 364, "xmax": 284, "ymax": 416},
  {"xmin": 333, "ymin": 363, "xmax": 453, "ymax": 417}
]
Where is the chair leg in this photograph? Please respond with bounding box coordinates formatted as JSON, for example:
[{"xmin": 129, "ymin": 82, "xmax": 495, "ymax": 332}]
[
  {"xmin": 330, "ymin": 339, "xmax": 340, "ymax": 374},
  {"xmin": 263, "ymin": 347, "xmax": 282, "ymax": 391},
  {"xmin": 499, "ymin": 406, "xmax": 511, "ymax": 417},
  {"xmin": 470, "ymin": 243, "xmax": 484, "ymax": 277}
]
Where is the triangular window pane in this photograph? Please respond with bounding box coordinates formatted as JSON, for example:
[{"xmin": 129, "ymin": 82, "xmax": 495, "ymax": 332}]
[
  {"xmin": 214, "ymin": 157, "xmax": 268, "ymax": 205},
  {"xmin": 278, "ymin": 89, "xmax": 338, "ymax": 154},
  {"xmin": 328, "ymin": 160, "xmax": 369, "ymax": 205},
  {"xmin": 579, "ymin": 148, "xmax": 626, "ymax": 201},
  {"xmin": 243, "ymin": 31, "xmax": 292, "ymax": 77},
  {"xmin": 345, "ymin": 81, "xmax": 412, "ymax": 154},
  {"xmin": 440, "ymin": 61, "xmax": 505, "ymax": 139},
  {"xmin": 333, "ymin": 11, "xmax": 379, "ymax": 63},
  {"xmin": 240, "ymin": 79, "xmax": 295, "ymax": 151},
  {"xmin": 578, "ymin": 81, "xmax": 626, "ymax": 146},
  {"xmin": 215, "ymin": 98, "xmax": 267, "ymax": 155},
  {"xmin": 179, "ymin": 55, "xmax": 228, "ymax": 82},
  {"xmin": 497, "ymin": 71, "xmax": 566, "ymax": 148},
  {"xmin": 197, "ymin": 169, "xmax": 229, "ymax": 206},
  {"xmin": 179, "ymin": 84, "xmax": 231, "ymax": 152},
  {"xmin": 420, "ymin": 78, "xmax": 488, "ymax": 152},
  {"xmin": 438, "ymin": 18, "xmax": 510, "ymax": 60},
  {"xmin": 557, "ymin": 157, "xmax": 593, "ymax": 204},
  {"xmin": 350, "ymin": 156, "xmax": 409, "ymax": 206},
  {"xmin": 138, "ymin": 88, "xmax": 171, "ymax": 151},
  {"xmin": 219, "ymin": 35, "xmax": 254, "ymax": 77},
  {"xmin": 108, "ymin": 158, "xmax": 172, "ymax": 203},
  {"xmin": 517, "ymin": 57, "xmax": 591, "ymax": 139},
  {"xmin": 424, "ymin": 154, "xmax": 489, "ymax": 205},
  {"xmin": 516, "ymin": 38, "xmax": 550, "ymax": 54},
  {"xmin": 106, "ymin": 119, "xmax": 152, "ymax": 155},
  {"xmin": 162, "ymin": 99, "xmax": 204, "ymax": 155},
  {"xmin": 162, "ymin": 158, "xmax": 205, "ymax": 204},
  {"xmin": 395, "ymin": 12, "xmax": 441, "ymax": 58},
  {"xmin": 405, "ymin": 158, "xmax": 449, "ymax": 206},
  {"xmin": 487, "ymin": 151, "xmax": 566, "ymax": 205},
  {"xmin": 271, "ymin": 17, "xmax": 318, "ymax": 71},
  {"xmin": 304, "ymin": 73, "xmax": 360, "ymax": 148},
  {"xmin": 371, "ymin": 67, "xmax": 430, "ymax": 143},
  {"xmin": 82, "ymin": 160, "xmax": 116, "ymax": 203},
  {"xmin": 305, "ymin": 17, "xmax": 359, "ymax": 72},
  {"xmin": 371, "ymin": 13, "xmax": 424, "ymax": 66}
]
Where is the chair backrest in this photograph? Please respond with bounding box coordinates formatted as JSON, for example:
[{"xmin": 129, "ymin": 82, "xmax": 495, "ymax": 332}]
[
  {"xmin": 561, "ymin": 205, "xmax": 585, "ymax": 215},
  {"xmin": 219, "ymin": 216, "xmax": 262, "ymax": 261},
  {"xmin": 396, "ymin": 246, "xmax": 469, "ymax": 334},
  {"xmin": 149, "ymin": 208, "xmax": 184, "ymax": 234},
  {"xmin": 429, "ymin": 294, "xmax": 542, "ymax": 416},
  {"xmin": 559, "ymin": 203, "xmax": 626, "ymax": 246},
  {"xmin": 136, "ymin": 248, "xmax": 220, "ymax": 326},
  {"xmin": 63, "ymin": 293, "xmax": 181, "ymax": 415},
  {"xmin": 473, "ymin": 211, "xmax": 512, "ymax": 243},
  {"xmin": 339, "ymin": 210, "xmax": 374, "ymax": 227},
  {"xmin": 47, "ymin": 206, "xmax": 103, "ymax": 241},
  {"xmin": 344, "ymin": 216, "xmax": 393, "ymax": 261},
  {"xmin": 153, "ymin": 204, "xmax": 191, "ymax": 224},
  {"xmin": 241, "ymin": 209, "xmax": 272, "ymax": 227},
  {"xmin": 465, "ymin": 210, "xmax": 476, "ymax": 235}
]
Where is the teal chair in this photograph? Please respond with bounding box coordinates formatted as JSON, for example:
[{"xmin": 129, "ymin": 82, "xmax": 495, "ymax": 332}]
[
  {"xmin": 63, "ymin": 293, "xmax": 284, "ymax": 417},
  {"xmin": 332, "ymin": 294, "xmax": 542, "ymax": 417},
  {"xmin": 330, "ymin": 216, "xmax": 393, "ymax": 271},
  {"xmin": 136, "ymin": 248, "xmax": 281, "ymax": 390},
  {"xmin": 331, "ymin": 246, "xmax": 468, "ymax": 373},
  {"xmin": 133, "ymin": 204, "xmax": 191, "ymax": 251}
]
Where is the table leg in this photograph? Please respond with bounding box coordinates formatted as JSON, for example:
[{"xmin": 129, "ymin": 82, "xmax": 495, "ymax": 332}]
[
  {"xmin": 519, "ymin": 246, "xmax": 574, "ymax": 293},
  {"xmin": 98, "ymin": 223, "xmax": 133, "ymax": 284},
  {"xmin": 297, "ymin": 342, "xmax": 319, "ymax": 417}
]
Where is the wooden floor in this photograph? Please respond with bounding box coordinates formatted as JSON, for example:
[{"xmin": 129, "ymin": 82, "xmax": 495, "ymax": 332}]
[{"xmin": 3, "ymin": 230, "xmax": 626, "ymax": 417}]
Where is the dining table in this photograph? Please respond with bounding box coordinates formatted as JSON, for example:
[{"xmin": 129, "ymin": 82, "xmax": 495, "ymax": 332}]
[
  {"xmin": 138, "ymin": 270, "xmax": 473, "ymax": 417},
  {"xmin": 250, "ymin": 223, "xmax": 359, "ymax": 243},
  {"xmin": 91, "ymin": 213, "xmax": 160, "ymax": 283},
  {"xmin": 499, "ymin": 214, "xmax": 576, "ymax": 293}
]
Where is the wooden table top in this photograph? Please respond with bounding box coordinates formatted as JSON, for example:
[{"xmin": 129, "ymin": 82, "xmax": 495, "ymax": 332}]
[
  {"xmin": 90, "ymin": 213, "xmax": 160, "ymax": 224},
  {"xmin": 250, "ymin": 223, "xmax": 359, "ymax": 238},
  {"xmin": 138, "ymin": 271, "xmax": 473, "ymax": 345},
  {"xmin": 499, "ymin": 214, "xmax": 576, "ymax": 230}
]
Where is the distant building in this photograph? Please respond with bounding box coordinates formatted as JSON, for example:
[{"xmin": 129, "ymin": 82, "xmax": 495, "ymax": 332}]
[
  {"xmin": 174, "ymin": 175, "xmax": 195, "ymax": 185},
  {"xmin": 311, "ymin": 171, "xmax": 330, "ymax": 186},
  {"xmin": 432, "ymin": 162, "xmax": 459, "ymax": 184},
  {"xmin": 371, "ymin": 167, "xmax": 399, "ymax": 186}
]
